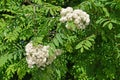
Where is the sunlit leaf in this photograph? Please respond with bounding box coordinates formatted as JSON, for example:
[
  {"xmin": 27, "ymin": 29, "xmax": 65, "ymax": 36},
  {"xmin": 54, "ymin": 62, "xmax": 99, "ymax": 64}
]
[
  {"xmin": 80, "ymin": 47, "xmax": 84, "ymax": 53},
  {"xmin": 75, "ymin": 42, "xmax": 83, "ymax": 49},
  {"xmin": 108, "ymin": 23, "xmax": 113, "ymax": 30}
]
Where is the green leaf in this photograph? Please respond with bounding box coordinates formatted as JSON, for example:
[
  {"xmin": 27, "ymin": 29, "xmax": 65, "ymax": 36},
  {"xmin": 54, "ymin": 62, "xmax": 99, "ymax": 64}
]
[
  {"xmin": 80, "ymin": 47, "xmax": 84, "ymax": 53},
  {"xmin": 49, "ymin": 43, "xmax": 56, "ymax": 50},
  {"xmin": 108, "ymin": 23, "xmax": 113, "ymax": 30},
  {"xmin": 83, "ymin": 45, "xmax": 89, "ymax": 50},
  {"xmin": 17, "ymin": 67, "xmax": 27, "ymax": 79},
  {"xmin": 49, "ymin": 43, "xmax": 56, "ymax": 55},
  {"xmin": 53, "ymin": 38, "xmax": 59, "ymax": 47},
  {"xmin": 67, "ymin": 21, "xmax": 76, "ymax": 30},
  {"xmin": 85, "ymin": 40, "xmax": 92, "ymax": 48},
  {"xmin": 88, "ymin": 38, "xmax": 94, "ymax": 42},
  {"xmin": 87, "ymin": 34, "xmax": 95, "ymax": 41},
  {"xmin": 103, "ymin": 21, "xmax": 110, "ymax": 27},
  {"xmin": 65, "ymin": 43, "xmax": 73, "ymax": 53},
  {"xmin": 6, "ymin": 64, "xmax": 17, "ymax": 79},
  {"xmin": 34, "ymin": 0, "xmax": 42, "ymax": 5},
  {"xmin": 96, "ymin": 18, "xmax": 108, "ymax": 25},
  {"xmin": 0, "ymin": 53, "xmax": 13, "ymax": 67},
  {"xmin": 111, "ymin": 19, "xmax": 120, "ymax": 25},
  {"xmin": 50, "ymin": 9, "xmax": 54, "ymax": 16},
  {"xmin": 115, "ymin": 33, "xmax": 120, "ymax": 38},
  {"xmin": 56, "ymin": 34, "xmax": 63, "ymax": 45},
  {"xmin": 59, "ymin": 33, "xmax": 67, "ymax": 39},
  {"xmin": 75, "ymin": 42, "xmax": 83, "ymax": 49},
  {"xmin": 103, "ymin": 7, "xmax": 110, "ymax": 17},
  {"xmin": 33, "ymin": 36, "xmax": 44, "ymax": 44}
]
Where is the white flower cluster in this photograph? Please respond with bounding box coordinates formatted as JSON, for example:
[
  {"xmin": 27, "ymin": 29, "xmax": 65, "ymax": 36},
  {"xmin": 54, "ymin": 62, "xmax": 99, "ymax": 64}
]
[
  {"xmin": 25, "ymin": 42, "xmax": 62, "ymax": 68},
  {"xmin": 60, "ymin": 7, "xmax": 90, "ymax": 29}
]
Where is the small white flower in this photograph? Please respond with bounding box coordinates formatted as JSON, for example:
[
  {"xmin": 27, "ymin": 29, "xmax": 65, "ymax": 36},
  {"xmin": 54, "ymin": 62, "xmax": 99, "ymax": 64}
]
[
  {"xmin": 74, "ymin": 19, "xmax": 80, "ymax": 24},
  {"xmin": 42, "ymin": 46, "xmax": 49, "ymax": 51},
  {"xmin": 77, "ymin": 23, "xmax": 86, "ymax": 29},
  {"xmin": 72, "ymin": 13, "xmax": 78, "ymax": 19},
  {"xmin": 60, "ymin": 17, "xmax": 67, "ymax": 23},
  {"xmin": 66, "ymin": 7, "xmax": 73, "ymax": 13},
  {"xmin": 85, "ymin": 14, "xmax": 90, "ymax": 18},
  {"xmin": 85, "ymin": 18, "xmax": 90, "ymax": 25},
  {"xmin": 81, "ymin": 12, "xmax": 87, "ymax": 16},
  {"xmin": 60, "ymin": 7, "xmax": 73, "ymax": 16},
  {"xmin": 26, "ymin": 57, "xmax": 35, "ymax": 65},
  {"xmin": 73, "ymin": 9, "xmax": 83, "ymax": 15},
  {"xmin": 42, "ymin": 58, "xmax": 47, "ymax": 63},
  {"xmin": 60, "ymin": 8, "xmax": 68, "ymax": 16},
  {"xmin": 25, "ymin": 42, "xmax": 33, "ymax": 53},
  {"xmin": 82, "ymin": 17, "xmax": 87, "ymax": 22},
  {"xmin": 25, "ymin": 41, "xmax": 62, "ymax": 68},
  {"xmin": 66, "ymin": 13, "xmax": 73, "ymax": 21}
]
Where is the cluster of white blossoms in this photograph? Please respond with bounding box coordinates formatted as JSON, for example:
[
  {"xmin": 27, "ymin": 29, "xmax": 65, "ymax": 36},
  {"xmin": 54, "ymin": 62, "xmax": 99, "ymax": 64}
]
[
  {"xmin": 25, "ymin": 42, "xmax": 62, "ymax": 68},
  {"xmin": 60, "ymin": 7, "xmax": 90, "ymax": 29}
]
